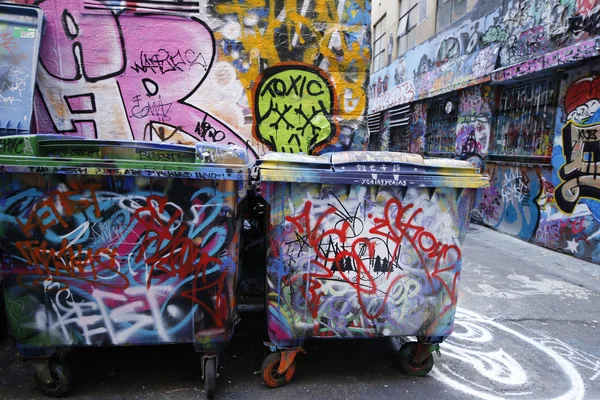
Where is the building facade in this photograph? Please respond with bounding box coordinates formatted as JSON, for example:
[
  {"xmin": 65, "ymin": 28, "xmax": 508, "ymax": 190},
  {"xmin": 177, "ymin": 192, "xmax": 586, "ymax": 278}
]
[{"xmin": 369, "ymin": 0, "xmax": 600, "ymax": 263}]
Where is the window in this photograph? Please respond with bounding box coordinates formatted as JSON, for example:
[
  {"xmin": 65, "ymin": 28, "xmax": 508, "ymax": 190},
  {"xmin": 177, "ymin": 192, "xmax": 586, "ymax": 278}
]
[
  {"xmin": 373, "ymin": 16, "xmax": 387, "ymax": 72},
  {"xmin": 425, "ymin": 96, "xmax": 458, "ymax": 156},
  {"xmin": 436, "ymin": 0, "xmax": 468, "ymax": 32},
  {"xmin": 397, "ymin": 0, "xmax": 419, "ymax": 56},
  {"xmin": 491, "ymin": 81, "xmax": 558, "ymax": 161}
]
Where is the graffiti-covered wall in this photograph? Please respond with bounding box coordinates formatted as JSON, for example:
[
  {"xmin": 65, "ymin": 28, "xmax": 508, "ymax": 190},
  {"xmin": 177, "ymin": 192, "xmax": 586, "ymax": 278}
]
[
  {"xmin": 475, "ymin": 64, "xmax": 600, "ymax": 263},
  {"xmin": 370, "ymin": 0, "xmax": 600, "ymax": 108},
  {"xmin": 368, "ymin": 9, "xmax": 502, "ymax": 114},
  {"xmin": 498, "ymin": 0, "xmax": 599, "ymax": 67},
  {"xmin": 16, "ymin": 0, "xmax": 371, "ymax": 157},
  {"xmin": 409, "ymin": 103, "xmax": 427, "ymax": 155},
  {"xmin": 367, "ymin": 0, "xmax": 600, "ymax": 263},
  {"xmin": 474, "ymin": 164, "xmax": 550, "ymax": 240}
]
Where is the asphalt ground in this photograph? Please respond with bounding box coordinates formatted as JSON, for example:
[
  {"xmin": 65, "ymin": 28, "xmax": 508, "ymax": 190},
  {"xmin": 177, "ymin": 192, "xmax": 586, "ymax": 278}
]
[{"xmin": 0, "ymin": 224, "xmax": 599, "ymax": 399}]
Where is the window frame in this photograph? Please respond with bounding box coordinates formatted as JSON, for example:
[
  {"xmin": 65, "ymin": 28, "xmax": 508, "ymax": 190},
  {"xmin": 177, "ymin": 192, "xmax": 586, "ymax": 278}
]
[
  {"xmin": 372, "ymin": 15, "xmax": 388, "ymax": 72},
  {"xmin": 436, "ymin": 0, "xmax": 469, "ymax": 32},
  {"xmin": 397, "ymin": 0, "xmax": 419, "ymax": 57}
]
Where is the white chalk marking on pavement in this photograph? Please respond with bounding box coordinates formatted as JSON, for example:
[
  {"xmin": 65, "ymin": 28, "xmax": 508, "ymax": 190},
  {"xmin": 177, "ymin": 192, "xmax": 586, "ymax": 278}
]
[{"xmin": 431, "ymin": 308, "xmax": 586, "ymax": 400}]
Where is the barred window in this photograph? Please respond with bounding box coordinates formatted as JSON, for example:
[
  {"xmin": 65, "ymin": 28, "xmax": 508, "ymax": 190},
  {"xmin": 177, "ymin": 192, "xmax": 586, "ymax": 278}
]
[
  {"xmin": 425, "ymin": 96, "xmax": 458, "ymax": 156},
  {"xmin": 491, "ymin": 80, "xmax": 558, "ymax": 161}
]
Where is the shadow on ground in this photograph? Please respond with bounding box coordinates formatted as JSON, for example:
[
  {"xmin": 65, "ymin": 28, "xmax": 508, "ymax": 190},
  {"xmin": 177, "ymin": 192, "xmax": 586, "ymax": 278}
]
[{"xmin": 0, "ymin": 314, "xmax": 428, "ymax": 400}]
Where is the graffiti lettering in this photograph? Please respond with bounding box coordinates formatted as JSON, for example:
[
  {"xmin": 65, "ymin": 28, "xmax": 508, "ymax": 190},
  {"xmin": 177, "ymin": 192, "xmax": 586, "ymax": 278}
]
[
  {"xmin": 0, "ymin": 137, "xmax": 26, "ymax": 154},
  {"xmin": 130, "ymin": 49, "xmax": 208, "ymax": 75},
  {"xmin": 137, "ymin": 150, "xmax": 185, "ymax": 162}
]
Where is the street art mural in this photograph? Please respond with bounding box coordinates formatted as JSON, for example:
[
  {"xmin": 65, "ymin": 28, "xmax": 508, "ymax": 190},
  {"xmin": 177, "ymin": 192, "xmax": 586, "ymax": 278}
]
[
  {"xmin": 261, "ymin": 181, "xmax": 479, "ymax": 343},
  {"xmin": 368, "ymin": 9, "xmax": 501, "ymax": 114},
  {"xmin": 474, "ymin": 164, "xmax": 546, "ymax": 240},
  {"xmin": 14, "ymin": 0, "xmax": 371, "ymax": 156},
  {"xmin": 455, "ymin": 85, "xmax": 493, "ymax": 158},
  {"xmin": 0, "ymin": 171, "xmax": 243, "ymax": 347},
  {"xmin": 555, "ymin": 75, "xmax": 600, "ymax": 214},
  {"xmin": 550, "ymin": 67, "xmax": 600, "ymax": 262}
]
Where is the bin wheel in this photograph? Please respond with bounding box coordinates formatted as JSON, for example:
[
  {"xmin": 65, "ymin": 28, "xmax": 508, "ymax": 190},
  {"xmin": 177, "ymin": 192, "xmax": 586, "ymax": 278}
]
[
  {"xmin": 204, "ymin": 358, "xmax": 217, "ymax": 399},
  {"xmin": 261, "ymin": 352, "xmax": 296, "ymax": 388},
  {"xmin": 34, "ymin": 361, "xmax": 72, "ymax": 397},
  {"xmin": 398, "ymin": 342, "xmax": 434, "ymax": 377}
]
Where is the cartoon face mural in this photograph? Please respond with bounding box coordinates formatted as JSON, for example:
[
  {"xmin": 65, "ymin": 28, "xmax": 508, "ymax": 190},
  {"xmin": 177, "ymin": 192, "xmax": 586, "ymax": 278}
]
[
  {"xmin": 13, "ymin": 0, "xmax": 371, "ymax": 156},
  {"xmin": 253, "ymin": 64, "xmax": 338, "ymax": 154},
  {"xmin": 555, "ymin": 76, "xmax": 600, "ymax": 214}
]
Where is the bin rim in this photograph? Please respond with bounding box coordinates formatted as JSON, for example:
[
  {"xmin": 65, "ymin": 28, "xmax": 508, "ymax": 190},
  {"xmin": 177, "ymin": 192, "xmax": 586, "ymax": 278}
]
[
  {"xmin": 256, "ymin": 150, "xmax": 490, "ymax": 189},
  {"xmin": 0, "ymin": 134, "xmax": 252, "ymax": 180}
]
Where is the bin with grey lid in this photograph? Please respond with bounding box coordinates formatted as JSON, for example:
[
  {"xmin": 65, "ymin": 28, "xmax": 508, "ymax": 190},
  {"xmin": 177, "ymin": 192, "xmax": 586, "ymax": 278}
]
[
  {"xmin": 255, "ymin": 150, "xmax": 489, "ymax": 387},
  {"xmin": 0, "ymin": 134, "xmax": 250, "ymax": 398}
]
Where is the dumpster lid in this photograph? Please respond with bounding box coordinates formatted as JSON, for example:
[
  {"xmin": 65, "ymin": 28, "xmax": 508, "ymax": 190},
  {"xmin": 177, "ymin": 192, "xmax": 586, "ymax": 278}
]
[
  {"xmin": 0, "ymin": 3, "xmax": 45, "ymax": 136},
  {"xmin": 0, "ymin": 135, "xmax": 250, "ymax": 180},
  {"xmin": 330, "ymin": 151, "xmax": 425, "ymax": 166},
  {"xmin": 258, "ymin": 150, "xmax": 489, "ymax": 188}
]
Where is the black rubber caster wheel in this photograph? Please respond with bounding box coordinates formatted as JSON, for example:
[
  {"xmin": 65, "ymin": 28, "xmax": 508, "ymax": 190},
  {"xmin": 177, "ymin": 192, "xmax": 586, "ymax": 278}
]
[
  {"xmin": 34, "ymin": 361, "xmax": 72, "ymax": 397},
  {"xmin": 398, "ymin": 342, "xmax": 434, "ymax": 377},
  {"xmin": 204, "ymin": 358, "xmax": 216, "ymax": 399},
  {"xmin": 261, "ymin": 352, "xmax": 296, "ymax": 388}
]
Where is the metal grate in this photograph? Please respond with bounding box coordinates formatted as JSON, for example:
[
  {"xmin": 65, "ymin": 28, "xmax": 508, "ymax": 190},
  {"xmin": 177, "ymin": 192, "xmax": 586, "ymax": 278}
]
[
  {"xmin": 425, "ymin": 96, "xmax": 458, "ymax": 156},
  {"xmin": 389, "ymin": 104, "xmax": 412, "ymax": 152},
  {"xmin": 491, "ymin": 80, "xmax": 558, "ymax": 159},
  {"xmin": 367, "ymin": 113, "xmax": 382, "ymax": 134}
]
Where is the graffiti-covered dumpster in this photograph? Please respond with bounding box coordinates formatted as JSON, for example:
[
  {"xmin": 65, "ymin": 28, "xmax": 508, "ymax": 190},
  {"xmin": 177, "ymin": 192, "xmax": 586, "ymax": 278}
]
[
  {"xmin": 256, "ymin": 151, "xmax": 489, "ymax": 387},
  {"xmin": 0, "ymin": 135, "xmax": 249, "ymax": 398}
]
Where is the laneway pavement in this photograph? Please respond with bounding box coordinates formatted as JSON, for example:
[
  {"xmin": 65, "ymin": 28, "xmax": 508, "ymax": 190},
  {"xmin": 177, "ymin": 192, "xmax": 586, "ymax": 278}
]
[{"xmin": 1, "ymin": 224, "xmax": 599, "ymax": 399}]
